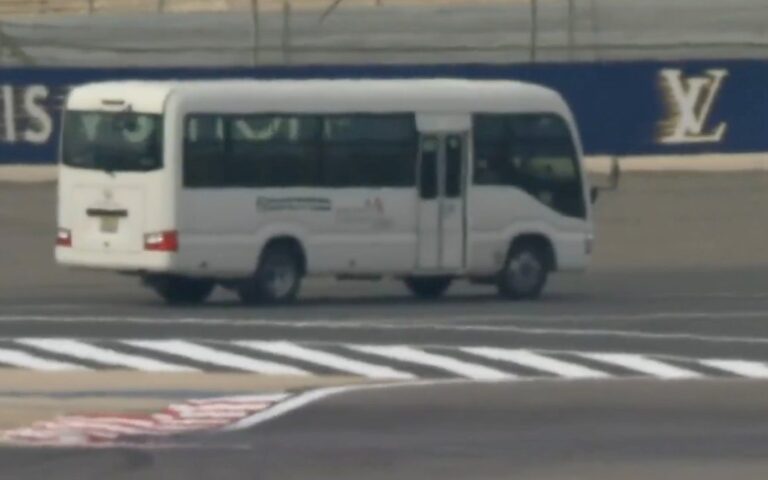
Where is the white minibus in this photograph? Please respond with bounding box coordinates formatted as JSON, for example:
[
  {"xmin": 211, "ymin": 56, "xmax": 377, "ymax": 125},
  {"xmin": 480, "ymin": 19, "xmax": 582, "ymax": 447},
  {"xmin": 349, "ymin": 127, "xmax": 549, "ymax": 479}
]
[{"xmin": 56, "ymin": 79, "xmax": 594, "ymax": 304}]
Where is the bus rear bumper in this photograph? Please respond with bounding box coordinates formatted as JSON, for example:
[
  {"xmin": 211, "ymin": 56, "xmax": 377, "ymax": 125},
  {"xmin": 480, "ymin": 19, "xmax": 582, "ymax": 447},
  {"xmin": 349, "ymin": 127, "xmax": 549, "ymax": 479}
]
[{"xmin": 55, "ymin": 247, "xmax": 175, "ymax": 273}]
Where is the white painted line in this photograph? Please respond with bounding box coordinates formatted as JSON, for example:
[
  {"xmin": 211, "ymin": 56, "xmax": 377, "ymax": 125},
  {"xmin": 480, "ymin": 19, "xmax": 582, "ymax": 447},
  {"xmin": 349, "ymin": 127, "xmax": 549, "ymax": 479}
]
[
  {"xmin": 4, "ymin": 315, "xmax": 768, "ymax": 347},
  {"xmin": 348, "ymin": 345, "xmax": 513, "ymax": 381},
  {"xmin": 224, "ymin": 387, "xmax": 348, "ymax": 432},
  {"xmin": 462, "ymin": 348, "xmax": 609, "ymax": 379},
  {"xmin": 579, "ymin": 353, "xmax": 702, "ymax": 379},
  {"xmin": 122, "ymin": 340, "xmax": 309, "ymax": 375},
  {"xmin": 9, "ymin": 310, "xmax": 768, "ymax": 323},
  {"xmin": 699, "ymin": 359, "xmax": 768, "ymax": 379},
  {"xmin": 225, "ymin": 379, "xmax": 480, "ymax": 432},
  {"xmin": 16, "ymin": 338, "xmax": 198, "ymax": 373},
  {"xmin": 236, "ymin": 341, "xmax": 415, "ymax": 380},
  {"xmin": 3, "ymin": 310, "xmax": 766, "ymax": 324},
  {"xmin": 0, "ymin": 347, "xmax": 86, "ymax": 371}
]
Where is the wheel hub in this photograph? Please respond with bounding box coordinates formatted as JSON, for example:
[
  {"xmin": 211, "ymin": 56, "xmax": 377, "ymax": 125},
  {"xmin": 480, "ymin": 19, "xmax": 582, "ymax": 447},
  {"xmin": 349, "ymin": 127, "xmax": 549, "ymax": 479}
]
[
  {"xmin": 264, "ymin": 262, "xmax": 296, "ymax": 298},
  {"xmin": 509, "ymin": 252, "xmax": 542, "ymax": 292}
]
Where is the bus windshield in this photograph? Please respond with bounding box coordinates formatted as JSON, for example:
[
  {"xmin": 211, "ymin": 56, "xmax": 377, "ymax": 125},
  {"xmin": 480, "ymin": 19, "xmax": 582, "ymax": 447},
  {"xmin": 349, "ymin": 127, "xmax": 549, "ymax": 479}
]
[{"xmin": 62, "ymin": 111, "xmax": 163, "ymax": 172}]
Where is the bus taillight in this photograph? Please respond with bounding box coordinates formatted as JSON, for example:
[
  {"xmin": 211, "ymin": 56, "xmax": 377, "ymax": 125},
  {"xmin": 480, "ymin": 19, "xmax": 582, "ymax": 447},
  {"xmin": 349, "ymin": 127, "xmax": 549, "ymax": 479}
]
[
  {"xmin": 56, "ymin": 228, "xmax": 72, "ymax": 247},
  {"xmin": 144, "ymin": 231, "xmax": 178, "ymax": 252}
]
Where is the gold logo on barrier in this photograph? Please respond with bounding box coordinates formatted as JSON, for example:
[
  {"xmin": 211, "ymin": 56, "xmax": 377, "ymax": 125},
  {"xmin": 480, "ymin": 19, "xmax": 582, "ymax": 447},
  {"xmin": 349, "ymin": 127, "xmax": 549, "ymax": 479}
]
[{"xmin": 657, "ymin": 69, "xmax": 728, "ymax": 144}]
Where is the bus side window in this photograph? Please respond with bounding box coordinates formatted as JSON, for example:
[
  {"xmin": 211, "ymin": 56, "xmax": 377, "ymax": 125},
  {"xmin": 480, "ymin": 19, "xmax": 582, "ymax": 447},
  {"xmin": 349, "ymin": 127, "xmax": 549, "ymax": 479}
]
[
  {"xmin": 322, "ymin": 114, "xmax": 417, "ymax": 188},
  {"xmin": 184, "ymin": 115, "xmax": 226, "ymax": 188},
  {"xmin": 184, "ymin": 113, "xmax": 419, "ymax": 189},
  {"xmin": 472, "ymin": 114, "xmax": 509, "ymax": 186},
  {"xmin": 445, "ymin": 134, "xmax": 463, "ymax": 198},
  {"xmin": 226, "ymin": 115, "xmax": 321, "ymax": 188},
  {"xmin": 419, "ymin": 136, "xmax": 438, "ymax": 200},
  {"xmin": 472, "ymin": 113, "xmax": 585, "ymax": 219},
  {"xmin": 515, "ymin": 115, "xmax": 584, "ymax": 218}
]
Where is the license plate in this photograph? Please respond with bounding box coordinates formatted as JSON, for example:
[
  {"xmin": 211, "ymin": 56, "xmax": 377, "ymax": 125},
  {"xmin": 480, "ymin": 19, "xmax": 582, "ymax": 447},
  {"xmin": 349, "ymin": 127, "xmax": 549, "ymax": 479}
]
[{"xmin": 100, "ymin": 216, "xmax": 119, "ymax": 233}]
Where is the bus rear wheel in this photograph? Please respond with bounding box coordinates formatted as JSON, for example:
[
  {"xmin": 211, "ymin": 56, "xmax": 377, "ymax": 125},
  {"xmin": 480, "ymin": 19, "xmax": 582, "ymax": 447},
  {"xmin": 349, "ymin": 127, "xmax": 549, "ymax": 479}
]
[
  {"xmin": 404, "ymin": 276, "xmax": 453, "ymax": 299},
  {"xmin": 238, "ymin": 244, "xmax": 303, "ymax": 305},
  {"xmin": 144, "ymin": 275, "xmax": 215, "ymax": 305}
]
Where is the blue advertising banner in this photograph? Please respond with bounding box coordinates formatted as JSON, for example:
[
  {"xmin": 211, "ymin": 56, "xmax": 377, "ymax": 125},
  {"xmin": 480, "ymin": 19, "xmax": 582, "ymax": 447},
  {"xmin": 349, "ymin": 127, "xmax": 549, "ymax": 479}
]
[{"xmin": 0, "ymin": 60, "xmax": 764, "ymax": 163}]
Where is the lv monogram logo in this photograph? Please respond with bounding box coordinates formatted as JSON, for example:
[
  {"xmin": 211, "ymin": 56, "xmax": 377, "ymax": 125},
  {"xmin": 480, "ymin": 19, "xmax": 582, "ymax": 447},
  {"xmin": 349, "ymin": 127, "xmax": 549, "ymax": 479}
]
[{"xmin": 657, "ymin": 69, "xmax": 728, "ymax": 144}]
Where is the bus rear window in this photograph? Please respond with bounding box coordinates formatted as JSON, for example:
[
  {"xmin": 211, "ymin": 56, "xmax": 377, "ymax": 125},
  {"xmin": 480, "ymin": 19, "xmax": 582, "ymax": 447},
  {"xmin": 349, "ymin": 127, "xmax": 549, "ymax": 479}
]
[{"xmin": 62, "ymin": 111, "xmax": 163, "ymax": 172}]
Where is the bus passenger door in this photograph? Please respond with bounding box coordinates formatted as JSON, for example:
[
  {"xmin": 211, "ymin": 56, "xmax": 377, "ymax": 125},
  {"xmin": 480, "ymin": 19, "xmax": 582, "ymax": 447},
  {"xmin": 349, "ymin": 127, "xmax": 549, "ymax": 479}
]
[{"xmin": 417, "ymin": 133, "xmax": 468, "ymax": 271}]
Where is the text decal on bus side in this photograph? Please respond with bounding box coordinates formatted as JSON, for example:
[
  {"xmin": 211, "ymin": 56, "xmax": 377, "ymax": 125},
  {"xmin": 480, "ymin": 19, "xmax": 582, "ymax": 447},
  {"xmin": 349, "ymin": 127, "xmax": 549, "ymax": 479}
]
[{"xmin": 256, "ymin": 197, "xmax": 332, "ymax": 212}]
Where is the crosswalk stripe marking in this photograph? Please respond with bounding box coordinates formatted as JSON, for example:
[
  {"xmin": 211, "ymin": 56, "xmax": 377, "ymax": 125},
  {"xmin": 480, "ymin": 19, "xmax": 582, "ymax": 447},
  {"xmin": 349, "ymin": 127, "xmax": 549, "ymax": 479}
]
[
  {"xmin": 123, "ymin": 340, "xmax": 309, "ymax": 375},
  {"xmin": 699, "ymin": 359, "xmax": 768, "ymax": 379},
  {"xmin": 236, "ymin": 341, "xmax": 415, "ymax": 380},
  {"xmin": 348, "ymin": 345, "xmax": 513, "ymax": 381},
  {"xmin": 16, "ymin": 339, "xmax": 198, "ymax": 373},
  {"xmin": 2, "ymin": 337, "xmax": 766, "ymax": 382},
  {"xmin": 578, "ymin": 353, "xmax": 702, "ymax": 379},
  {"xmin": 0, "ymin": 347, "xmax": 86, "ymax": 371},
  {"xmin": 462, "ymin": 348, "xmax": 610, "ymax": 379}
]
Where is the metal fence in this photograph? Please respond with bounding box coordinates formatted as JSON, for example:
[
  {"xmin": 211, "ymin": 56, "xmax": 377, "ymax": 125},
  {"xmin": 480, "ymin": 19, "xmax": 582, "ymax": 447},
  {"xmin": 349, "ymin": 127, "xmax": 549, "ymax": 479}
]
[
  {"xmin": 0, "ymin": 0, "xmax": 241, "ymax": 15},
  {"xmin": 0, "ymin": 0, "xmax": 766, "ymax": 66},
  {"xmin": 1, "ymin": 0, "xmax": 390, "ymax": 16}
]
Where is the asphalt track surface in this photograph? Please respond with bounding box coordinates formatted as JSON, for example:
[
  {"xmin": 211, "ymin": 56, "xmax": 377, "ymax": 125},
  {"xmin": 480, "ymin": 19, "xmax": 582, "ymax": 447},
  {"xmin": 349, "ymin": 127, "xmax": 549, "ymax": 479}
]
[
  {"xmin": 2, "ymin": 381, "xmax": 768, "ymax": 479},
  {"xmin": 2, "ymin": 175, "xmax": 768, "ymax": 478}
]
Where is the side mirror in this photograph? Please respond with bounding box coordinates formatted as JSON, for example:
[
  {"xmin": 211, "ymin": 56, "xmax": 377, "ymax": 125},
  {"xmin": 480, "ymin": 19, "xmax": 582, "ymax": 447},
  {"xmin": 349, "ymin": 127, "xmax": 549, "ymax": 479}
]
[
  {"xmin": 607, "ymin": 156, "xmax": 621, "ymax": 190},
  {"xmin": 591, "ymin": 157, "xmax": 621, "ymax": 204},
  {"xmin": 590, "ymin": 186, "xmax": 600, "ymax": 204}
]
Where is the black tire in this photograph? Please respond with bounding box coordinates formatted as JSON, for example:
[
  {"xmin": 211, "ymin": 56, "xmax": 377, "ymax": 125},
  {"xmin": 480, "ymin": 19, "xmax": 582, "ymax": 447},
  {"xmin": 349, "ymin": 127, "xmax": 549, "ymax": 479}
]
[
  {"xmin": 145, "ymin": 275, "xmax": 215, "ymax": 305},
  {"xmin": 497, "ymin": 243, "xmax": 549, "ymax": 300},
  {"xmin": 404, "ymin": 276, "xmax": 453, "ymax": 299},
  {"xmin": 238, "ymin": 244, "xmax": 303, "ymax": 305}
]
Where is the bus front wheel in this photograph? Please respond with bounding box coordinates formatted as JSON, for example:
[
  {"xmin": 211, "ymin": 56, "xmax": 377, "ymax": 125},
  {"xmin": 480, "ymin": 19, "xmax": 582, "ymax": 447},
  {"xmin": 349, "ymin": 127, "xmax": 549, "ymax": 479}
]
[
  {"xmin": 238, "ymin": 244, "xmax": 303, "ymax": 305},
  {"xmin": 404, "ymin": 276, "xmax": 453, "ymax": 299},
  {"xmin": 497, "ymin": 243, "xmax": 549, "ymax": 300},
  {"xmin": 144, "ymin": 275, "xmax": 215, "ymax": 305}
]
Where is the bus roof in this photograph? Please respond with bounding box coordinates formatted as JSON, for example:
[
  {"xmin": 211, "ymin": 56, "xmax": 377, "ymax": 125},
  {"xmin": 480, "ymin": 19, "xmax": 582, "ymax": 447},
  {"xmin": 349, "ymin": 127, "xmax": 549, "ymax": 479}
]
[{"xmin": 66, "ymin": 79, "xmax": 570, "ymax": 116}]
